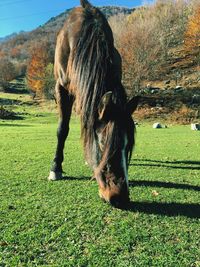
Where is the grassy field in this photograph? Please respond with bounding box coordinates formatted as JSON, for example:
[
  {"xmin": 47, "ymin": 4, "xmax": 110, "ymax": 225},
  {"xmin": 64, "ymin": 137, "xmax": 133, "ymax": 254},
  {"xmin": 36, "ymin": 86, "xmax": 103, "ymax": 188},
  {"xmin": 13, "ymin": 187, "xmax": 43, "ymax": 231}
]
[{"xmin": 0, "ymin": 91, "xmax": 200, "ymax": 266}]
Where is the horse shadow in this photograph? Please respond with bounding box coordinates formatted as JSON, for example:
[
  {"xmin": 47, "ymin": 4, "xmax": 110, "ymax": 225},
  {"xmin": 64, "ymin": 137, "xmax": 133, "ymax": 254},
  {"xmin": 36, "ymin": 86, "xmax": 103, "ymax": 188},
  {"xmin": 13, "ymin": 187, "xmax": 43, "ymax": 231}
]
[
  {"xmin": 126, "ymin": 201, "xmax": 200, "ymax": 219},
  {"xmin": 129, "ymin": 180, "xmax": 200, "ymax": 192},
  {"xmin": 61, "ymin": 175, "xmax": 200, "ymax": 218},
  {"xmin": 129, "ymin": 158, "xmax": 200, "ymax": 170},
  {"xmin": 126, "ymin": 159, "xmax": 200, "ymax": 218},
  {"xmin": 61, "ymin": 175, "xmax": 90, "ymax": 181}
]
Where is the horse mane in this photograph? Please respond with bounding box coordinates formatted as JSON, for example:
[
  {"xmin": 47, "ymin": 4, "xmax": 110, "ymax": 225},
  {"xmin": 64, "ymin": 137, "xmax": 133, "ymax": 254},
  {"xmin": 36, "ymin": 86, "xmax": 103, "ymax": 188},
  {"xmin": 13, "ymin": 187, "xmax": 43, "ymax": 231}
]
[
  {"xmin": 70, "ymin": 2, "xmax": 134, "ymax": 166},
  {"xmin": 71, "ymin": 7, "xmax": 112, "ymax": 134}
]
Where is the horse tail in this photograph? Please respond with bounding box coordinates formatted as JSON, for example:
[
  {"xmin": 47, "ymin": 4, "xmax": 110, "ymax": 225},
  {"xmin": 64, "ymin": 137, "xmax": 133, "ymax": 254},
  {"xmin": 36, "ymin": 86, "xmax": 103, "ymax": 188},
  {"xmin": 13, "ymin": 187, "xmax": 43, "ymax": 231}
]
[{"xmin": 80, "ymin": 0, "xmax": 92, "ymax": 8}]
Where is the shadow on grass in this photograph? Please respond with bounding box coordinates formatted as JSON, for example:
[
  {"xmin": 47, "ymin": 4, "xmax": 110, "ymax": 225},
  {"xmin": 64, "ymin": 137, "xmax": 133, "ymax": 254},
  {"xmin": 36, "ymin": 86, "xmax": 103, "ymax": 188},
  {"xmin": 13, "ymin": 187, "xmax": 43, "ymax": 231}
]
[
  {"xmin": 0, "ymin": 98, "xmax": 22, "ymax": 105},
  {"xmin": 130, "ymin": 158, "xmax": 200, "ymax": 170},
  {"xmin": 126, "ymin": 201, "xmax": 200, "ymax": 219},
  {"xmin": 60, "ymin": 176, "xmax": 200, "ymax": 218},
  {"xmin": 0, "ymin": 97, "xmax": 38, "ymax": 107},
  {"xmin": 6, "ymin": 87, "xmax": 29, "ymax": 95},
  {"xmin": 6, "ymin": 78, "xmax": 29, "ymax": 94},
  {"xmin": 137, "ymin": 159, "xmax": 200, "ymax": 165},
  {"xmin": 0, "ymin": 116, "xmax": 24, "ymax": 121},
  {"xmin": 61, "ymin": 176, "xmax": 90, "ymax": 181},
  {"xmin": 0, "ymin": 123, "xmax": 31, "ymax": 127},
  {"xmin": 129, "ymin": 180, "xmax": 200, "ymax": 192}
]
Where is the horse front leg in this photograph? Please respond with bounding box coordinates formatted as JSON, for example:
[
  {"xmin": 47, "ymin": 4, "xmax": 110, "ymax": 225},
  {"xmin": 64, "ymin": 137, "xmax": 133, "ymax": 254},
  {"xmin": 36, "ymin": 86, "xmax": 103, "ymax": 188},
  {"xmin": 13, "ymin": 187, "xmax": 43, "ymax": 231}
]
[{"xmin": 48, "ymin": 81, "xmax": 74, "ymax": 181}]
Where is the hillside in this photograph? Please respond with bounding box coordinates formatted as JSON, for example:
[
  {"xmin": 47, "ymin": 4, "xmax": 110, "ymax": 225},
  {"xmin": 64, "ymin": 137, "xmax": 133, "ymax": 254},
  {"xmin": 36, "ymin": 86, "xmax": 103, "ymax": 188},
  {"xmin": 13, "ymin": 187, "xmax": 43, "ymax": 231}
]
[
  {"xmin": 0, "ymin": 1, "xmax": 199, "ymax": 123},
  {"xmin": 0, "ymin": 33, "xmax": 19, "ymax": 43},
  {"xmin": 43, "ymin": 6, "xmax": 133, "ymax": 32},
  {"xmin": 0, "ymin": 6, "xmax": 134, "ymax": 61}
]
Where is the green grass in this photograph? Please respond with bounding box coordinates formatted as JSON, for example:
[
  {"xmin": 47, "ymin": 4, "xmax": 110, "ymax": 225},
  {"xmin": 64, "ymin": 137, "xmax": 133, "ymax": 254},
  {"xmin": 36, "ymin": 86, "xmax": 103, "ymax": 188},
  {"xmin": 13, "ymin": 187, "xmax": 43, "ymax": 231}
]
[{"xmin": 0, "ymin": 92, "xmax": 200, "ymax": 266}]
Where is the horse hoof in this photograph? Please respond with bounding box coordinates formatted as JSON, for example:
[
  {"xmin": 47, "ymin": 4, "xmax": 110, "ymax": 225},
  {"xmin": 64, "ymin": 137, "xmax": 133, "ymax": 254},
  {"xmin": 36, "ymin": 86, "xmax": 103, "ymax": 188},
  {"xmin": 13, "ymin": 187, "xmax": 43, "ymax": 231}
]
[{"xmin": 48, "ymin": 171, "xmax": 62, "ymax": 181}]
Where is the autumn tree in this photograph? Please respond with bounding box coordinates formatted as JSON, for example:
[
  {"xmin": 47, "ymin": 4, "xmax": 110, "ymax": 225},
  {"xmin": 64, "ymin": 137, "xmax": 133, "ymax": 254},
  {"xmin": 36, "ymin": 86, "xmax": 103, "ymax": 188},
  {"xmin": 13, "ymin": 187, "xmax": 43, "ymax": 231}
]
[
  {"xmin": 11, "ymin": 46, "xmax": 22, "ymax": 59},
  {"xmin": 0, "ymin": 49, "xmax": 5, "ymax": 58},
  {"xmin": 26, "ymin": 42, "xmax": 53, "ymax": 96},
  {"xmin": 184, "ymin": 4, "xmax": 200, "ymax": 63},
  {"xmin": 109, "ymin": 0, "xmax": 190, "ymax": 95},
  {"xmin": 110, "ymin": 10, "xmax": 164, "ymax": 94}
]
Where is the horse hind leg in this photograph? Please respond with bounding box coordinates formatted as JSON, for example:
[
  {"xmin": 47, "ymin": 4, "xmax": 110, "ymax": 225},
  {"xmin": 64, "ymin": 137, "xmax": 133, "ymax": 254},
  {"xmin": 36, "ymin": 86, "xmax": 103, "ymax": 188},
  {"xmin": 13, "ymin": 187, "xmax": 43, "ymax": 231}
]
[{"xmin": 48, "ymin": 81, "xmax": 74, "ymax": 181}]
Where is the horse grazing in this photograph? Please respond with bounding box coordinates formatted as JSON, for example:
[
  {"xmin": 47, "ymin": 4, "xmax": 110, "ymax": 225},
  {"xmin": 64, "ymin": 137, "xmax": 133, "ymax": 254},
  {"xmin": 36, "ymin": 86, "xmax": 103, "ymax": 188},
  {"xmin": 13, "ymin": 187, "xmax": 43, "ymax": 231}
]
[{"xmin": 48, "ymin": 0, "xmax": 139, "ymax": 207}]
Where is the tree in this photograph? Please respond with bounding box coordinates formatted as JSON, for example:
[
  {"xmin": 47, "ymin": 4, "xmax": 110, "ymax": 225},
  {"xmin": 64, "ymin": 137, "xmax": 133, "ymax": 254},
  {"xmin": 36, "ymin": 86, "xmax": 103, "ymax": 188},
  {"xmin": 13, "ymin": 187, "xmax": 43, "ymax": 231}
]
[
  {"xmin": 43, "ymin": 63, "xmax": 56, "ymax": 100},
  {"xmin": 110, "ymin": 10, "xmax": 163, "ymax": 94},
  {"xmin": 109, "ymin": 0, "xmax": 190, "ymax": 95},
  {"xmin": 184, "ymin": 4, "xmax": 200, "ymax": 63},
  {"xmin": 11, "ymin": 46, "xmax": 21, "ymax": 59},
  {"xmin": 26, "ymin": 42, "xmax": 52, "ymax": 96}
]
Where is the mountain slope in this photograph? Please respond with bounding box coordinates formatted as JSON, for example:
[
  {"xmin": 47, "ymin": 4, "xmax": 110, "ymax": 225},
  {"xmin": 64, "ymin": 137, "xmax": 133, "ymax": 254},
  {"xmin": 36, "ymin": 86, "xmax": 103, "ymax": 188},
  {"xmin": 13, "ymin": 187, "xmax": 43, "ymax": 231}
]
[{"xmin": 0, "ymin": 6, "xmax": 134, "ymax": 60}]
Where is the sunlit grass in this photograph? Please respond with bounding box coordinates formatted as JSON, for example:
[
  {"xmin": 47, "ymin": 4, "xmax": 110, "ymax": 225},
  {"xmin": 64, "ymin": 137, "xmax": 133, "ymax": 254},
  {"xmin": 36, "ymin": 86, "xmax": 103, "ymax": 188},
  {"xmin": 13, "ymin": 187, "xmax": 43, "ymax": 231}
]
[{"xmin": 0, "ymin": 91, "xmax": 200, "ymax": 266}]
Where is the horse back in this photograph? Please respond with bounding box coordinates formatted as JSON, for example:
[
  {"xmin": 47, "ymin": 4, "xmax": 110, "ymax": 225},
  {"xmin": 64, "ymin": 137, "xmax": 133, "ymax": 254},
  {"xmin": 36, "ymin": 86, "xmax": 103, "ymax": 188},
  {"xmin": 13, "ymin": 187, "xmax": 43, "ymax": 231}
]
[
  {"xmin": 54, "ymin": 7, "xmax": 85, "ymax": 88},
  {"xmin": 54, "ymin": 5, "xmax": 115, "ymax": 91}
]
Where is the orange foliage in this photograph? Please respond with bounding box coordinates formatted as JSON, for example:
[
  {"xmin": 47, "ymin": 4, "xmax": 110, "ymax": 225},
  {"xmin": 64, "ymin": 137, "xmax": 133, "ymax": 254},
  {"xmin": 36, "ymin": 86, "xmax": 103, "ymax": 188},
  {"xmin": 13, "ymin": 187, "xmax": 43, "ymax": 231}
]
[
  {"xmin": 0, "ymin": 49, "xmax": 5, "ymax": 58},
  {"xmin": 11, "ymin": 46, "xmax": 21, "ymax": 58},
  {"xmin": 185, "ymin": 5, "xmax": 200, "ymax": 53},
  {"xmin": 26, "ymin": 43, "xmax": 50, "ymax": 94}
]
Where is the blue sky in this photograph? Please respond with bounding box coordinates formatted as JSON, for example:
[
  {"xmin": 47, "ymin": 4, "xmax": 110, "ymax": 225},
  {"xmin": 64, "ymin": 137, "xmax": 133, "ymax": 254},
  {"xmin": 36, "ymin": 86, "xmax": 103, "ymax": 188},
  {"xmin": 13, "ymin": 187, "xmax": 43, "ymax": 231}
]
[{"xmin": 0, "ymin": 0, "xmax": 149, "ymax": 38}]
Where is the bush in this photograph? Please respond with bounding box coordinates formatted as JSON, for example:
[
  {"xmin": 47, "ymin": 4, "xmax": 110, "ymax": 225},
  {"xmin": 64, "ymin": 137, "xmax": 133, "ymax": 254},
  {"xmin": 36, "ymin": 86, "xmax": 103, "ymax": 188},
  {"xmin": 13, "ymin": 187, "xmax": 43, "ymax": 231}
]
[
  {"xmin": 0, "ymin": 106, "xmax": 18, "ymax": 119},
  {"xmin": 0, "ymin": 59, "xmax": 16, "ymax": 92},
  {"xmin": 43, "ymin": 63, "xmax": 56, "ymax": 100},
  {"xmin": 170, "ymin": 105, "xmax": 199, "ymax": 124}
]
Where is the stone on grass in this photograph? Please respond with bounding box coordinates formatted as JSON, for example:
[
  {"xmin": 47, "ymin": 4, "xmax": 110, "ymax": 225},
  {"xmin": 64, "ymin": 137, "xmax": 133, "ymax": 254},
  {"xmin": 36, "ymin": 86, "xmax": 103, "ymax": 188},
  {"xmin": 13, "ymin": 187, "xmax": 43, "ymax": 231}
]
[
  {"xmin": 153, "ymin": 123, "xmax": 167, "ymax": 129},
  {"xmin": 153, "ymin": 123, "xmax": 162, "ymax": 129},
  {"xmin": 191, "ymin": 123, "xmax": 200, "ymax": 131}
]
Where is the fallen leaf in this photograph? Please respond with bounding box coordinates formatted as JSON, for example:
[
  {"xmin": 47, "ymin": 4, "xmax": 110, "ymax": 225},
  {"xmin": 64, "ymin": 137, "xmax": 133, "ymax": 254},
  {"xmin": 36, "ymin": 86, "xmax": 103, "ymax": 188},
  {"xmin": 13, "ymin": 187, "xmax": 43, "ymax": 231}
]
[{"xmin": 152, "ymin": 190, "xmax": 159, "ymax": 197}]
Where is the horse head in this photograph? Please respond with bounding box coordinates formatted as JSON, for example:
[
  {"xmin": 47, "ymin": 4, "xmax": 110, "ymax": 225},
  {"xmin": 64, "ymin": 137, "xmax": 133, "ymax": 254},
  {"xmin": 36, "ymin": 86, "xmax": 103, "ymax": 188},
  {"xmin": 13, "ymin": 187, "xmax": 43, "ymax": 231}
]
[{"xmin": 91, "ymin": 92, "xmax": 140, "ymax": 207}]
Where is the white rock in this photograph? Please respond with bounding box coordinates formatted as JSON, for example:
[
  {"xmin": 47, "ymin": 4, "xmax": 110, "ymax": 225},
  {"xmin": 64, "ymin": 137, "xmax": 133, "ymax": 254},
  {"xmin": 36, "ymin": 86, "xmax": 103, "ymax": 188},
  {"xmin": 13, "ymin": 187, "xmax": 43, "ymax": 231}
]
[
  {"xmin": 153, "ymin": 123, "xmax": 162, "ymax": 129},
  {"xmin": 191, "ymin": 123, "xmax": 200, "ymax": 131}
]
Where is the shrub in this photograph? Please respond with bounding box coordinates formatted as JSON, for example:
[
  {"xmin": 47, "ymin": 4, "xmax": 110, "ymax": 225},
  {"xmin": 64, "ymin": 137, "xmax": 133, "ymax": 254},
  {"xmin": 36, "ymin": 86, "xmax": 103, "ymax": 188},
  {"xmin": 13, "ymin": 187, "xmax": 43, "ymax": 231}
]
[
  {"xmin": 0, "ymin": 106, "xmax": 18, "ymax": 119},
  {"xmin": 0, "ymin": 59, "xmax": 16, "ymax": 91},
  {"xmin": 169, "ymin": 105, "xmax": 198, "ymax": 124},
  {"xmin": 43, "ymin": 63, "xmax": 56, "ymax": 100}
]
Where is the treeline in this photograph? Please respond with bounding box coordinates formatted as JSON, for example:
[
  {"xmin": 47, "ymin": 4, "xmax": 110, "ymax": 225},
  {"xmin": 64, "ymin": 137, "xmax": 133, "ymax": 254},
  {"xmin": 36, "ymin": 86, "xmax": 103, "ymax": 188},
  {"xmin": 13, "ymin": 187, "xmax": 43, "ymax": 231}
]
[
  {"xmin": 110, "ymin": 0, "xmax": 200, "ymax": 95},
  {"xmin": 0, "ymin": 29, "xmax": 55, "ymax": 93},
  {"xmin": 0, "ymin": 6, "xmax": 132, "ymax": 95},
  {"xmin": 0, "ymin": 0, "xmax": 199, "ymax": 98},
  {"xmin": 25, "ymin": 42, "xmax": 54, "ymax": 99}
]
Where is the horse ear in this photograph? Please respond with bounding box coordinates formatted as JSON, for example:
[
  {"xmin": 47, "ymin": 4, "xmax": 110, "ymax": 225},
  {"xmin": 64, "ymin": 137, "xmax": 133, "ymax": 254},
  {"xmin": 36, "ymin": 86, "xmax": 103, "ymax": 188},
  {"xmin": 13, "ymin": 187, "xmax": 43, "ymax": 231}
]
[
  {"xmin": 98, "ymin": 91, "xmax": 113, "ymax": 120},
  {"xmin": 80, "ymin": 0, "xmax": 92, "ymax": 8},
  {"xmin": 126, "ymin": 96, "xmax": 140, "ymax": 114}
]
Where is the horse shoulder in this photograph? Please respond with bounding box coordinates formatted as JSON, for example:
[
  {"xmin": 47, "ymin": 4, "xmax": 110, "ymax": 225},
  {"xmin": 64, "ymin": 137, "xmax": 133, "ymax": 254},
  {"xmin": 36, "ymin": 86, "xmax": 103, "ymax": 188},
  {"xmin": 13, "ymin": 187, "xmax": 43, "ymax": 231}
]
[{"xmin": 54, "ymin": 7, "xmax": 84, "ymax": 88}]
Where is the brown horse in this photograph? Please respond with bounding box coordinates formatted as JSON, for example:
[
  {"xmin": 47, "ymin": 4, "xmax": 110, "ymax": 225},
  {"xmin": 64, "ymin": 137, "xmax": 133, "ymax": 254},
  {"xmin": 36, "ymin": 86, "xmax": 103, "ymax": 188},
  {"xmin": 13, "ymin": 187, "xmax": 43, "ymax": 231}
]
[{"xmin": 48, "ymin": 0, "xmax": 139, "ymax": 207}]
